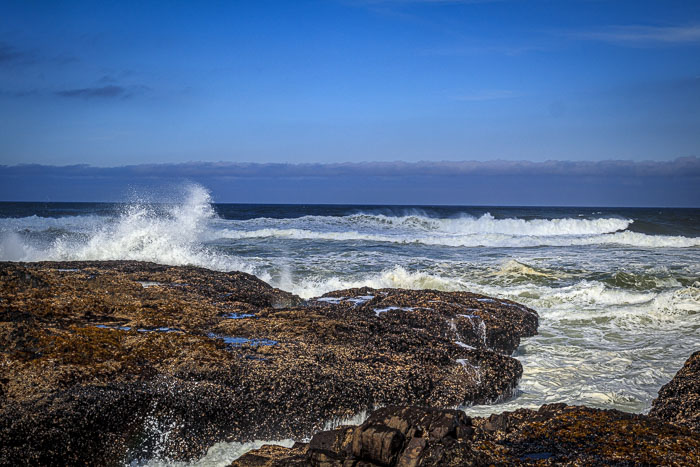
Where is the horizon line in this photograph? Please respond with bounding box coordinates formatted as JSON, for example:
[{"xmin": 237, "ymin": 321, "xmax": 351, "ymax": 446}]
[{"xmin": 0, "ymin": 199, "xmax": 697, "ymax": 210}]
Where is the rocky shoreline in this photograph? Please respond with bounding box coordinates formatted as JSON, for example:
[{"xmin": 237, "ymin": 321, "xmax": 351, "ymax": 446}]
[
  {"xmin": 1, "ymin": 261, "xmax": 697, "ymax": 465},
  {"xmin": 236, "ymin": 351, "xmax": 700, "ymax": 466},
  {"xmin": 235, "ymin": 396, "xmax": 700, "ymax": 466},
  {"xmin": 0, "ymin": 261, "xmax": 537, "ymax": 464}
]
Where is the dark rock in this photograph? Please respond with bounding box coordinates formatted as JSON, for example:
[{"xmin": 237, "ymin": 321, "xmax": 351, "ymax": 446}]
[
  {"xmin": 471, "ymin": 403, "xmax": 700, "ymax": 465},
  {"xmin": 232, "ymin": 444, "xmax": 308, "ymax": 466},
  {"xmin": 360, "ymin": 406, "xmax": 474, "ymax": 443},
  {"xmin": 308, "ymin": 426, "xmax": 355, "ymax": 456},
  {"xmin": 649, "ymin": 350, "xmax": 700, "ymax": 431},
  {"xmin": 350, "ymin": 423, "xmax": 405, "ymax": 465},
  {"xmin": 237, "ymin": 403, "xmax": 700, "ymax": 466},
  {"xmin": 234, "ymin": 406, "xmax": 487, "ymax": 467},
  {"xmin": 0, "ymin": 261, "xmax": 536, "ymax": 464}
]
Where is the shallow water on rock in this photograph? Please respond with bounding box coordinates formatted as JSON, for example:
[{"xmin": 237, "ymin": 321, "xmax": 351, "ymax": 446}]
[{"xmin": 208, "ymin": 334, "xmax": 278, "ymax": 347}]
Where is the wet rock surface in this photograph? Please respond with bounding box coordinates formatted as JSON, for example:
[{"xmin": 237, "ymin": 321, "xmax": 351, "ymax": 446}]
[
  {"xmin": 0, "ymin": 261, "xmax": 537, "ymax": 464},
  {"xmin": 234, "ymin": 406, "xmax": 487, "ymax": 466},
  {"xmin": 317, "ymin": 287, "xmax": 538, "ymax": 356},
  {"xmin": 649, "ymin": 350, "xmax": 700, "ymax": 431},
  {"xmin": 235, "ymin": 403, "xmax": 700, "ymax": 466},
  {"xmin": 471, "ymin": 403, "xmax": 700, "ymax": 465}
]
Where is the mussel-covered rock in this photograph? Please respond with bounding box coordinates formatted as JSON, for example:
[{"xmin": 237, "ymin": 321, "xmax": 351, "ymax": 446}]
[
  {"xmin": 0, "ymin": 261, "xmax": 538, "ymax": 464},
  {"xmin": 649, "ymin": 350, "xmax": 700, "ymax": 431},
  {"xmin": 236, "ymin": 403, "xmax": 700, "ymax": 466}
]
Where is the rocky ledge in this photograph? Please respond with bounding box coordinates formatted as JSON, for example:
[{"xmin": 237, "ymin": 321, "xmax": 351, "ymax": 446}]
[
  {"xmin": 234, "ymin": 403, "xmax": 700, "ymax": 466},
  {"xmin": 236, "ymin": 351, "xmax": 700, "ymax": 466},
  {"xmin": 0, "ymin": 261, "xmax": 537, "ymax": 464}
]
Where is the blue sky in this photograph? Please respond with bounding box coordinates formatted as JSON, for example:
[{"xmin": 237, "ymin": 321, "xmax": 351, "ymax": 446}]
[{"xmin": 0, "ymin": 1, "xmax": 699, "ymax": 204}]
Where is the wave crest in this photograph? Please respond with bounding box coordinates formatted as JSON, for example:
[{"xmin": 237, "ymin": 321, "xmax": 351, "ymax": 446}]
[
  {"xmin": 233, "ymin": 212, "xmax": 633, "ymax": 236},
  {"xmin": 0, "ymin": 185, "xmax": 263, "ymax": 277},
  {"xmin": 214, "ymin": 227, "xmax": 699, "ymax": 248},
  {"xmin": 50, "ymin": 185, "xmax": 217, "ymax": 264},
  {"xmin": 375, "ymin": 213, "xmax": 633, "ymax": 236}
]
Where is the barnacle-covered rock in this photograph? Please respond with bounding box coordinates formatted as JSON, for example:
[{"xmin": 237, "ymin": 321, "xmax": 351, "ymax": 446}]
[
  {"xmin": 471, "ymin": 403, "xmax": 700, "ymax": 465},
  {"xmin": 0, "ymin": 261, "xmax": 537, "ymax": 464},
  {"xmin": 236, "ymin": 403, "xmax": 700, "ymax": 466},
  {"xmin": 649, "ymin": 350, "xmax": 700, "ymax": 431},
  {"xmin": 317, "ymin": 287, "xmax": 538, "ymax": 355}
]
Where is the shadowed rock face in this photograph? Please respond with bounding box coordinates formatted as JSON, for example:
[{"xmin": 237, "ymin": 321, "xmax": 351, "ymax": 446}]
[
  {"xmin": 649, "ymin": 350, "xmax": 700, "ymax": 431},
  {"xmin": 0, "ymin": 261, "xmax": 538, "ymax": 464},
  {"xmin": 234, "ymin": 404, "xmax": 700, "ymax": 466},
  {"xmin": 234, "ymin": 406, "xmax": 488, "ymax": 466}
]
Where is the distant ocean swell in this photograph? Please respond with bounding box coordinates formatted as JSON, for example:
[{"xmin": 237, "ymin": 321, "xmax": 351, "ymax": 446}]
[{"xmin": 0, "ymin": 186, "xmax": 698, "ymax": 270}]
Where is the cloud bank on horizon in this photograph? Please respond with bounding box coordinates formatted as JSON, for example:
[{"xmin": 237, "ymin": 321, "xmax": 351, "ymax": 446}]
[
  {"xmin": 1, "ymin": 158, "xmax": 698, "ymax": 207},
  {"xmin": 4, "ymin": 157, "xmax": 699, "ymax": 178}
]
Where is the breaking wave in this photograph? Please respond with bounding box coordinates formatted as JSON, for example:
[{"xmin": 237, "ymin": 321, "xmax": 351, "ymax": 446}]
[
  {"xmin": 2, "ymin": 188, "xmax": 697, "ymax": 268},
  {"xmin": 0, "ymin": 185, "xmax": 264, "ymax": 278},
  {"xmin": 209, "ymin": 211, "xmax": 698, "ymax": 248},
  {"xmin": 283, "ymin": 263, "xmax": 700, "ymax": 314},
  {"xmin": 215, "ymin": 227, "xmax": 699, "ymax": 248},
  {"xmin": 230, "ymin": 213, "xmax": 634, "ymax": 236}
]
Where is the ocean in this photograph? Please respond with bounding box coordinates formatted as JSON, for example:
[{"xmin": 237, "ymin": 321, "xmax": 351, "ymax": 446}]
[{"xmin": 1, "ymin": 184, "xmax": 698, "ymax": 420}]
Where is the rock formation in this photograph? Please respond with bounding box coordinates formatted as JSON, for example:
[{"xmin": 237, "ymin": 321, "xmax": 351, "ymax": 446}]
[
  {"xmin": 649, "ymin": 350, "xmax": 700, "ymax": 431},
  {"xmin": 235, "ymin": 403, "xmax": 700, "ymax": 466},
  {"xmin": 234, "ymin": 405, "xmax": 487, "ymax": 466},
  {"xmin": 0, "ymin": 261, "xmax": 537, "ymax": 464}
]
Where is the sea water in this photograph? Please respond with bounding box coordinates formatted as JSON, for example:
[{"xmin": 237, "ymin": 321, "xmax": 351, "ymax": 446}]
[{"xmin": 1, "ymin": 184, "xmax": 698, "ymax": 462}]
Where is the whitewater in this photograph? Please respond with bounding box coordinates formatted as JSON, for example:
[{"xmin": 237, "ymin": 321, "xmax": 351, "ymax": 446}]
[{"xmin": 1, "ymin": 185, "xmax": 699, "ymax": 425}]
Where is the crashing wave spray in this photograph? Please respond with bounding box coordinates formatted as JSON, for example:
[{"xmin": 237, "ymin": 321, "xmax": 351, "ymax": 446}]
[
  {"xmin": 1, "ymin": 184, "xmax": 263, "ymax": 277},
  {"xmin": 56, "ymin": 185, "xmax": 214, "ymax": 261}
]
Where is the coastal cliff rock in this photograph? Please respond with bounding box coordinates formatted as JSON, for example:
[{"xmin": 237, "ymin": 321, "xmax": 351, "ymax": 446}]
[
  {"xmin": 649, "ymin": 350, "xmax": 700, "ymax": 431},
  {"xmin": 235, "ymin": 403, "xmax": 700, "ymax": 466},
  {"xmin": 0, "ymin": 261, "xmax": 537, "ymax": 464}
]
